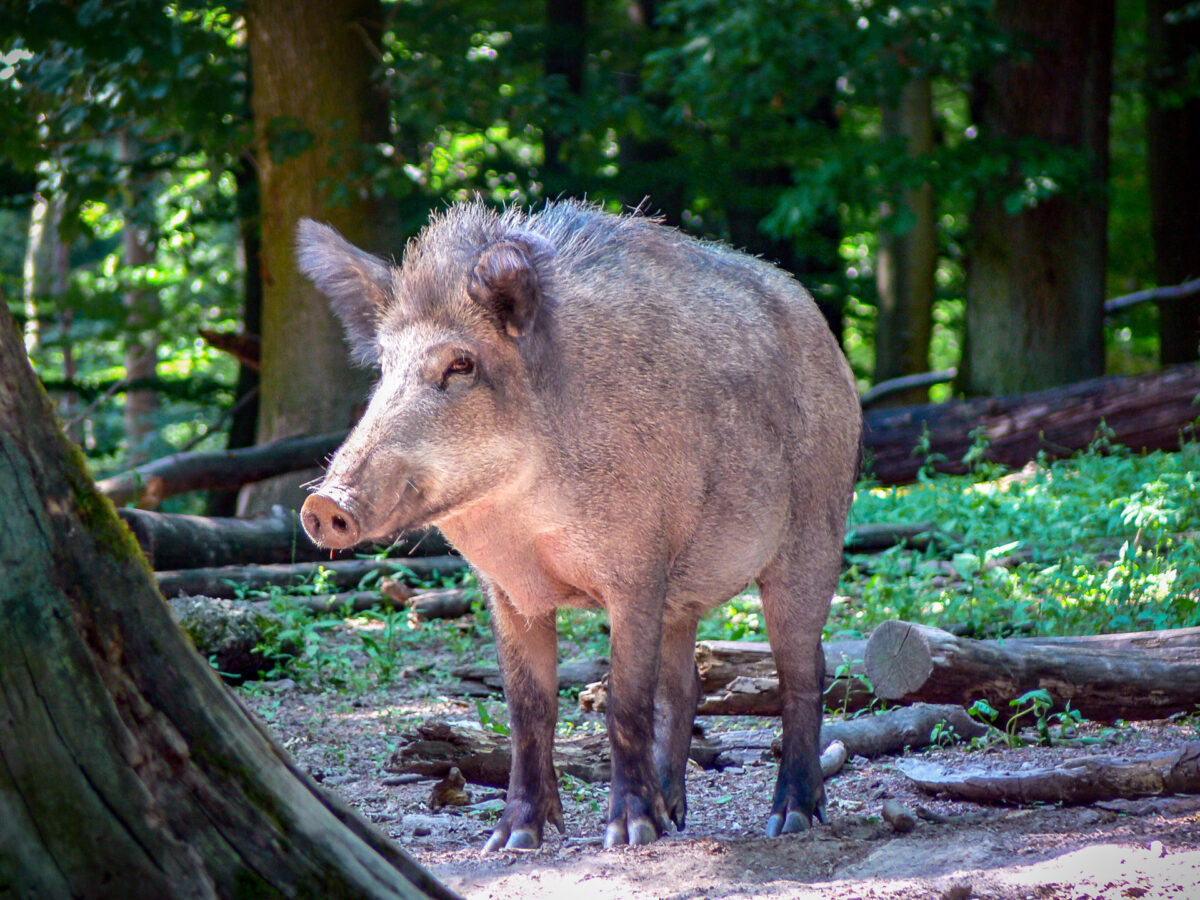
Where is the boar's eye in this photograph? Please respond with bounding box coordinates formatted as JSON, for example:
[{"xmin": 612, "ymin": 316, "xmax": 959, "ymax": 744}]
[{"xmin": 441, "ymin": 353, "xmax": 475, "ymax": 387}]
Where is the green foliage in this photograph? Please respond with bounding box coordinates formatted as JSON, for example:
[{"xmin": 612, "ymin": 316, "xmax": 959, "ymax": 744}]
[{"xmin": 841, "ymin": 438, "xmax": 1200, "ymax": 639}]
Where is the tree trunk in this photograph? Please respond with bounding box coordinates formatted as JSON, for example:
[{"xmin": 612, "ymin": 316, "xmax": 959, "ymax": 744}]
[
  {"xmin": 209, "ymin": 159, "xmax": 264, "ymax": 516},
  {"xmin": 874, "ymin": 76, "xmax": 937, "ymax": 406},
  {"xmin": 0, "ymin": 307, "xmax": 454, "ymax": 898},
  {"xmin": 239, "ymin": 0, "xmax": 388, "ymax": 515},
  {"xmin": 121, "ymin": 133, "xmax": 161, "ymax": 464},
  {"xmin": 864, "ymin": 362, "xmax": 1200, "ymax": 484},
  {"xmin": 961, "ymin": 0, "xmax": 1115, "ymax": 395},
  {"xmin": 117, "ymin": 507, "xmax": 451, "ymax": 570},
  {"xmin": 864, "ymin": 620, "xmax": 1200, "ymax": 723},
  {"xmin": 542, "ymin": 0, "xmax": 587, "ymax": 195},
  {"xmin": 1147, "ymin": 0, "xmax": 1200, "ymax": 365}
]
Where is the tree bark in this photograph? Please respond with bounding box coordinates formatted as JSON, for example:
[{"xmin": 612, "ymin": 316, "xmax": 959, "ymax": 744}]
[
  {"xmin": 240, "ymin": 0, "xmax": 388, "ymax": 515},
  {"xmin": 155, "ymin": 555, "xmax": 467, "ymax": 599},
  {"xmin": 864, "ymin": 620, "xmax": 1200, "ymax": 723},
  {"xmin": 874, "ymin": 76, "xmax": 937, "ymax": 406},
  {"xmin": 118, "ymin": 507, "xmax": 451, "ymax": 570},
  {"xmin": 864, "ymin": 362, "xmax": 1200, "ymax": 484},
  {"xmin": 0, "ymin": 307, "xmax": 454, "ymax": 898},
  {"xmin": 962, "ymin": 0, "xmax": 1115, "ymax": 395},
  {"xmin": 898, "ymin": 743, "xmax": 1200, "ymax": 806},
  {"xmin": 1147, "ymin": 0, "xmax": 1200, "ymax": 365}
]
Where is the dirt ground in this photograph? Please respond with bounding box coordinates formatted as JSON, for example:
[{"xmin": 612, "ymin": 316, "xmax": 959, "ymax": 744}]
[{"xmin": 239, "ymin": 633, "xmax": 1200, "ymax": 900}]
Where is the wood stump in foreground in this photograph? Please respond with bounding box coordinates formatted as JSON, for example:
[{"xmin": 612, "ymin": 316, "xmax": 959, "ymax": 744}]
[{"xmin": 0, "ymin": 307, "xmax": 455, "ymax": 900}]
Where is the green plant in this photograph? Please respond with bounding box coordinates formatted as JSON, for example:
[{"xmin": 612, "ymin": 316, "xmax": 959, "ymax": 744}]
[{"xmin": 476, "ymin": 699, "xmax": 510, "ymax": 736}]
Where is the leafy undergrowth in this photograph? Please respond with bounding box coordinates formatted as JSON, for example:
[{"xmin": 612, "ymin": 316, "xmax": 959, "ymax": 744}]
[{"xmin": 238, "ymin": 437, "xmax": 1200, "ymax": 701}]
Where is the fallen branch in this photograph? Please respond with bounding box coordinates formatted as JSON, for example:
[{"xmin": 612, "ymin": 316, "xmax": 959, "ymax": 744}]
[
  {"xmin": 861, "ymin": 370, "xmax": 957, "ymax": 410},
  {"xmin": 452, "ymin": 658, "xmax": 609, "ymax": 696},
  {"xmin": 1104, "ymin": 276, "xmax": 1200, "ymax": 314},
  {"xmin": 897, "ymin": 743, "xmax": 1200, "ymax": 805},
  {"xmin": 199, "ymin": 328, "xmax": 261, "ymax": 369},
  {"xmin": 97, "ymin": 431, "xmax": 346, "ymax": 507},
  {"xmin": 864, "ymin": 620, "xmax": 1200, "ymax": 722},
  {"xmin": 119, "ymin": 506, "xmax": 451, "ymax": 569},
  {"xmin": 388, "ymin": 705, "xmax": 984, "ymax": 787},
  {"xmin": 155, "ymin": 555, "xmax": 467, "ymax": 599},
  {"xmin": 864, "ymin": 363, "xmax": 1200, "ymax": 485},
  {"xmin": 844, "ymin": 522, "xmax": 961, "ymax": 554}
]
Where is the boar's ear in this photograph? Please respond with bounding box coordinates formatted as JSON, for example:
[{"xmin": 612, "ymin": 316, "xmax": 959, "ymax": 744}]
[
  {"xmin": 466, "ymin": 237, "xmax": 551, "ymax": 338},
  {"xmin": 295, "ymin": 218, "xmax": 392, "ymax": 365}
]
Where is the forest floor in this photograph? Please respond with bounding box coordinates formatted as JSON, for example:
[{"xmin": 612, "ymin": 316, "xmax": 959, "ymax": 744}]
[{"xmin": 238, "ymin": 628, "xmax": 1200, "ymax": 900}]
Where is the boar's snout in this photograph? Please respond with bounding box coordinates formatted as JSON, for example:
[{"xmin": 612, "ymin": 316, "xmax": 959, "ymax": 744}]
[{"xmin": 300, "ymin": 494, "xmax": 361, "ymax": 549}]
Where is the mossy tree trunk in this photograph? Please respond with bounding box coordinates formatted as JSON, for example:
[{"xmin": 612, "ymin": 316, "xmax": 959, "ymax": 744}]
[
  {"xmin": 238, "ymin": 0, "xmax": 388, "ymax": 515},
  {"xmin": 0, "ymin": 306, "xmax": 454, "ymax": 899}
]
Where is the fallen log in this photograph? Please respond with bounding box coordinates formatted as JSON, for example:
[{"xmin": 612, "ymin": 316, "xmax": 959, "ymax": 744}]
[
  {"xmin": 387, "ymin": 706, "xmax": 983, "ymax": 786},
  {"xmin": 155, "ymin": 555, "xmax": 467, "ymax": 599},
  {"xmin": 96, "ymin": 431, "xmax": 346, "ymax": 508},
  {"xmin": 864, "ymin": 620, "xmax": 1200, "ymax": 722},
  {"xmin": 897, "ymin": 742, "xmax": 1200, "ymax": 805},
  {"xmin": 577, "ymin": 638, "xmax": 873, "ymax": 716},
  {"xmin": 119, "ymin": 506, "xmax": 451, "ymax": 570},
  {"xmin": 844, "ymin": 522, "xmax": 960, "ymax": 554},
  {"xmin": 819, "ymin": 703, "xmax": 987, "ymax": 757},
  {"xmin": 697, "ymin": 639, "xmax": 872, "ymax": 715},
  {"xmin": 406, "ymin": 587, "xmax": 478, "ymax": 622},
  {"xmin": 863, "ymin": 362, "xmax": 1200, "ymax": 485},
  {"xmin": 452, "ymin": 658, "xmax": 610, "ymax": 696}
]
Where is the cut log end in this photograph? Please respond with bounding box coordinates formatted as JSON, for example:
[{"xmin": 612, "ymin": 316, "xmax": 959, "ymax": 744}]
[{"xmin": 865, "ymin": 619, "xmax": 936, "ymax": 700}]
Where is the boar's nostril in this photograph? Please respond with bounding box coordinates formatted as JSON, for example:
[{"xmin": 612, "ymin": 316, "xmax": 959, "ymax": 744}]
[{"xmin": 300, "ymin": 494, "xmax": 361, "ymax": 549}]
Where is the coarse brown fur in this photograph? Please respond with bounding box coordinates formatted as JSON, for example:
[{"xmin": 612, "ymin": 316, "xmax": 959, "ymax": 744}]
[{"xmin": 297, "ymin": 200, "xmax": 862, "ymax": 849}]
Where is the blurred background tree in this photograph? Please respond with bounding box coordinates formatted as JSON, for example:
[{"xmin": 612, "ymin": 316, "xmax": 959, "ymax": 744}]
[{"xmin": 1, "ymin": 0, "xmax": 1196, "ymax": 508}]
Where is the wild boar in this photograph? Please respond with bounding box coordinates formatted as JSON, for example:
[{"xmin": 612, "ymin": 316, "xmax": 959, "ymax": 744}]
[{"xmin": 296, "ymin": 200, "xmax": 861, "ymax": 850}]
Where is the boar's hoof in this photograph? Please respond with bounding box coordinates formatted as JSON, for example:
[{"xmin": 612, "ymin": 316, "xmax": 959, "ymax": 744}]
[
  {"xmin": 765, "ymin": 811, "xmax": 810, "ymax": 837},
  {"xmin": 483, "ymin": 825, "xmax": 540, "ymax": 852},
  {"xmin": 765, "ymin": 798, "xmax": 825, "ymax": 837},
  {"xmin": 604, "ymin": 817, "xmax": 659, "ymax": 849},
  {"xmin": 300, "ymin": 494, "xmax": 361, "ymax": 549}
]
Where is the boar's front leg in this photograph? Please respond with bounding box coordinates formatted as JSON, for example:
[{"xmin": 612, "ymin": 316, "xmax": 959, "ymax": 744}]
[
  {"xmin": 604, "ymin": 595, "xmax": 672, "ymax": 847},
  {"xmin": 483, "ymin": 584, "xmax": 563, "ymax": 851}
]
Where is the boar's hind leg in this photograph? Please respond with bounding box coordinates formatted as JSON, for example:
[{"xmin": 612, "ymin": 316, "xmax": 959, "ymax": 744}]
[
  {"xmin": 483, "ymin": 587, "xmax": 563, "ymax": 851},
  {"xmin": 757, "ymin": 533, "xmax": 841, "ymax": 836},
  {"xmin": 604, "ymin": 596, "xmax": 672, "ymax": 848},
  {"xmin": 653, "ymin": 611, "xmax": 702, "ymax": 830}
]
